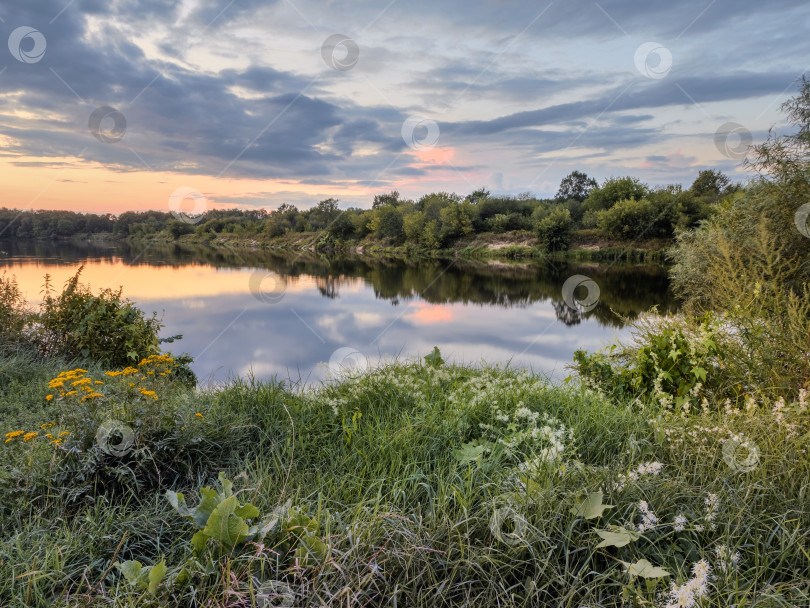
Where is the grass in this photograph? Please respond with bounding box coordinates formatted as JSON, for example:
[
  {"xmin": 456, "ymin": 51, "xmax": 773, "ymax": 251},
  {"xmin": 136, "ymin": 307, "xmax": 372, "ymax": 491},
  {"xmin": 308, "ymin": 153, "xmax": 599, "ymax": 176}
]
[{"xmin": 0, "ymin": 352, "xmax": 808, "ymax": 607}]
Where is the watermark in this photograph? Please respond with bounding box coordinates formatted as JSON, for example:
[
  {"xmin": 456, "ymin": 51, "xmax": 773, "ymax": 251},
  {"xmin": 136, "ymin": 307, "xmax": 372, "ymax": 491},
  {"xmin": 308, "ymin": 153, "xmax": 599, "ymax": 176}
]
[
  {"xmin": 254, "ymin": 579, "xmax": 295, "ymax": 607},
  {"xmin": 88, "ymin": 106, "xmax": 127, "ymax": 143},
  {"xmin": 634, "ymin": 42, "xmax": 672, "ymax": 79},
  {"xmin": 321, "ymin": 34, "xmax": 359, "ymax": 71},
  {"xmin": 168, "ymin": 187, "xmax": 208, "ymax": 224},
  {"xmin": 722, "ymin": 435, "xmax": 760, "ymax": 473},
  {"xmin": 328, "ymin": 347, "xmax": 368, "ymax": 375},
  {"xmin": 8, "ymin": 26, "xmax": 47, "ymax": 63},
  {"xmin": 96, "ymin": 419, "xmax": 135, "ymax": 457},
  {"xmin": 561, "ymin": 275, "xmax": 600, "ymax": 313},
  {"xmin": 794, "ymin": 203, "xmax": 810, "ymax": 238},
  {"xmin": 488, "ymin": 500, "xmax": 529, "ymax": 546},
  {"xmin": 714, "ymin": 122, "xmax": 752, "ymax": 160},
  {"xmin": 401, "ymin": 115, "xmax": 440, "ymax": 151},
  {"xmin": 249, "ymin": 270, "xmax": 287, "ymax": 304}
]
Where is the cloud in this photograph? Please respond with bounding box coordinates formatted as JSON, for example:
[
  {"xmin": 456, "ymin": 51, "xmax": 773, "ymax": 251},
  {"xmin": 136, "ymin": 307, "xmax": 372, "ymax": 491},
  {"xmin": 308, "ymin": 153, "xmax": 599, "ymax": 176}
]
[{"xmin": 1, "ymin": 0, "xmax": 809, "ymax": 202}]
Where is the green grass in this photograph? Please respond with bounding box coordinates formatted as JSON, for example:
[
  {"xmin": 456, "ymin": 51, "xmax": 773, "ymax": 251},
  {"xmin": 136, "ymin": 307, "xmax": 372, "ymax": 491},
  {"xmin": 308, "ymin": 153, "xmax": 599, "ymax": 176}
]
[{"xmin": 0, "ymin": 354, "xmax": 808, "ymax": 607}]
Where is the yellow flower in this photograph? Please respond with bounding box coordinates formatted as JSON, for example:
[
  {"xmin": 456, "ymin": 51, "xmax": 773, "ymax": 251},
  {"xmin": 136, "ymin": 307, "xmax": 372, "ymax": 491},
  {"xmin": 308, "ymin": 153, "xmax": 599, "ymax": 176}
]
[
  {"xmin": 45, "ymin": 433, "xmax": 53, "ymax": 438},
  {"xmin": 46, "ymin": 394, "xmax": 54, "ymax": 401},
  {"xmin": 50, "ymin": 439, "xmax": 62, "ymax": 445},
  {"xmin": 4, "ymin": 431, "xmax": 24, "ymax": 442},
  {"xmin": 195, "ymin": 413, "xmax": 204, "ymax": 418},
  {"xmin": 94, "ymin": 380, "xmax": 104, "ymax": 385},
  {"xmin": 129, "ymin": 382, "xmax": 135, "ymax": 387},
  {"xmin": 138, "ymin": 388, "xmax": 158, "ymax": 400},
  {"xmin": 23, "ymin": 432, "xmax": 38, "ymax": 442},
  {"xmin": 65, "ymin": 390, "xmax": 77, "ymax": 396},
  {"xmin": 59, "ymin": 431, "xmax": 70, "ymax": 437},
  {"xmin": 71, "ymin": 378, "xmax": 92, "ymax": 386}
]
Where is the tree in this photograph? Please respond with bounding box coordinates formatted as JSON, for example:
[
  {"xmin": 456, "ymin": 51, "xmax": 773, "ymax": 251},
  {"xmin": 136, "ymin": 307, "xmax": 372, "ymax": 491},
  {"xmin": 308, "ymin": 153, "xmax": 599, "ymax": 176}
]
[
  {"xmin": 466, "ymin": 187, "xmax": 490, "ymax": 205},
  {"xmin": 583, "ymin": 177, "xmax": 648, "ymax": 213},
  {"xmin": 690, "ymin": 170, "xmax": 731, "ymax": 198},
  {"xmin": 326, "ymin": 212, "xmax": 355, "ymax": 240},
  {"xmin": 374, "ymin": 205, "xmax": 404, "ymax": 240},
  {"xmin": 372, "ymin": 190, "xmax": 401, "ymax": 209},
  {"xmin": 439, "ymin": 202, "xmax": 474, "ymax": 240},
  {"xmin": 556, "ymin": 171, "xmax": 597, "ymax": 202},
  {"xmin": 403, "ymin": 211, "xmax": 426, "ymax": 242},
  {"xmin": 168, "ymin": 220, "xmax": 195, "ymax": 238}
]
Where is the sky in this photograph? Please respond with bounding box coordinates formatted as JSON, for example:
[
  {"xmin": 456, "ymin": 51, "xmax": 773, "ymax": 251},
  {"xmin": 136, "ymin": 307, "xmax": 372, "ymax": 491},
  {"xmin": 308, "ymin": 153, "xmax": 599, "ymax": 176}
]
[{"xmin": 1, "ymin": 0, "xmax": 809, "ymax": 215}]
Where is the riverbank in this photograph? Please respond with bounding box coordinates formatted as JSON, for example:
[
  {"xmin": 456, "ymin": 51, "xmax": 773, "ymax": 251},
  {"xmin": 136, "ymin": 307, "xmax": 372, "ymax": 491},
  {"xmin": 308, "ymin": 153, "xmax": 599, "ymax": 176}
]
[
  {"xmin": 1, "ymin": 349, "xmax": 808, "ymax": 607},
  {"xmin": 78, "ymin": 228, "xmax": 672, "ymax": 263}
]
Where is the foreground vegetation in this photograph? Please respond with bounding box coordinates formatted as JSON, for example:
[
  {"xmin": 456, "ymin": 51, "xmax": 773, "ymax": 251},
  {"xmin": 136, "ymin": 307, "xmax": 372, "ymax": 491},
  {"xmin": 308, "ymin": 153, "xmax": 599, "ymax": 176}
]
[
  {"xmin": 1, "ymin": 81, "xmax": 809, "ymax": 608},
  {"xmin": 1, "ymin": 348, "xmax": 808, "ymax": 607}
]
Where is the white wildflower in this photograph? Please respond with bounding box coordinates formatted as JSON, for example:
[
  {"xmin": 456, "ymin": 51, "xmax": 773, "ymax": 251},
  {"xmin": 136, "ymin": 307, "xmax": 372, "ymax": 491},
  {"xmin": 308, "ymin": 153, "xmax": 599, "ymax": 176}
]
[{"xmin": 637, "ymin": 500, "xmax": 658, "ymax": 532}]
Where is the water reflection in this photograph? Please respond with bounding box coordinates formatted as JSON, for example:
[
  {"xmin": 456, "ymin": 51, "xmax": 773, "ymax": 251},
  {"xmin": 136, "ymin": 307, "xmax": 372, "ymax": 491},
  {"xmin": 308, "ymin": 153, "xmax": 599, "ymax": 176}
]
[{"xmin": 0, "ymin": 239, "xmax": 678, "ymax": 384}]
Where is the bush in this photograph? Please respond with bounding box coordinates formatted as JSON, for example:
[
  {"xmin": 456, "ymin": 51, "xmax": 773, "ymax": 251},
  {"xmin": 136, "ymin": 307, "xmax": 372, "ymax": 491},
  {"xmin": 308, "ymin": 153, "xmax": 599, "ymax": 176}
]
[
  {"xmin": 596, "ymin": 197, "xmax": 656, "ymax": 240},
  {"xmin": 536, "ymin": 207, "xmax": 573, "ymax": 251},
  {"xmin": 574, "ymin": 316, "xmax": 722, "ymax": 408},
  {"xmin": 486, "ymin": 213, "xmax": 510, "ymax": 233},
  {"xmin": 0, "ymin": 273, "xmax": 30, "ymax": 349},
  {"xmin": 37, "ymin": 268, "xmax": 164, "ymax": 367}
]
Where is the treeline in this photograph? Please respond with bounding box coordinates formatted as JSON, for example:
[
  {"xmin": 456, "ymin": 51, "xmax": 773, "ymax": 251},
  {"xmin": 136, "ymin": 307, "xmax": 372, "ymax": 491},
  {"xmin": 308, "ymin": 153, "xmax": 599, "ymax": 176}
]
[{"xmin": 1, "ymin": 169, "xmax": 736, "ymax": 250}]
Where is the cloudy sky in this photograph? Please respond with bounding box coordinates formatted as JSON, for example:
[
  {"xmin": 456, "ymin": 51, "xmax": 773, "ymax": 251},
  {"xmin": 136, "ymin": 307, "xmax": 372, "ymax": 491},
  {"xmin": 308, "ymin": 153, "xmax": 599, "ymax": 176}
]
[{"xmin": 1, "ymin": 0, "xmax": 808, "ymax": 214}]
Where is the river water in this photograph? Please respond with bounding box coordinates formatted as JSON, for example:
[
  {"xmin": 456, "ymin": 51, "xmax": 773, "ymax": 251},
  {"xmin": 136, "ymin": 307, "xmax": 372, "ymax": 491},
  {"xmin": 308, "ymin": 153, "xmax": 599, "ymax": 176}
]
[{"xmin": 0, "ymin": 239, "xmax": 678, "ymax": 385}]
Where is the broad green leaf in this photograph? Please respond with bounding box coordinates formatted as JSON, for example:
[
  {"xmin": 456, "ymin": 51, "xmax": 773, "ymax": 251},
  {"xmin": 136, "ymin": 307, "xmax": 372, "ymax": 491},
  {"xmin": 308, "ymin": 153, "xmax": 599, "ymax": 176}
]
[
  {"xmin": 192, "ymin": 487, "xmax": 221, "ymax": 528},
  {"xmin": 295, "ymin": 534, "xmax": 329, "ymax": 566},
  {"xmin": 190, "ymin": 530, "xmax": 208, "ymax": 556},
  {"xmin": 595, "ymin": 526, "xmax": 640, "ymax": 548},
  {"xmin": 217, "ymin": 471, "xmax": 234, "ymax": 498},
  {"xmin": 570, "ymin": 491, "xmax": 613, "ymax": 520},
  {"xmin": 691, "ymin": 366, "xmax": 707, "ymax": 381},
  {"xmin": 424, "ymin": 346, "xmax": 444, "ymax": 367},
  {"xmin": 286, "ymin": 510, "xmax": 318, "ymax": 535},
  {"xmin": 621, "ymin": 559, "xmax": 670, "ymax": 579},
  {"xmin": 147, "ymin": 559, "xmax": 167, "ymax": 594},
  {"xmin": 454, "ymin": 441, "xmax": 487, "ymax": 464},
  {"xmin": 203, "ymin": 496, "xmax": 250, "ymax": 548},
  {"xmin": 118, "ymin": 560, "xmax": 146, "ymax": 588},
  {"xmin": 166, "ymin": 490, "xmax": 191, "ymax": 519},
  {"xmin": 234, "ymin": 502, "xmax": 260, "ymax": 520}
]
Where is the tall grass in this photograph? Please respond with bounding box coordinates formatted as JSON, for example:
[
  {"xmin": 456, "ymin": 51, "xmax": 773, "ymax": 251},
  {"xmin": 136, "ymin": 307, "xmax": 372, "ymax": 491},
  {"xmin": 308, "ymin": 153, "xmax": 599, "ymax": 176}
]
[{"xmin": 1, "ymin": 356, "xmax": 807, "ymax": 607}]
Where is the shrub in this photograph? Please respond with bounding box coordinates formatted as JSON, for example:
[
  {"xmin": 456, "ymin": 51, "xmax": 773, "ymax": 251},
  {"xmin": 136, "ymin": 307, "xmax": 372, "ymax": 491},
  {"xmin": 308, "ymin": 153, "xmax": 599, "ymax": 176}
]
[
  {"xmin": 37, "ymin": 268, "xmax": 164, "ymax": 367},
  {"xmin": 596, "ymin": 197, "xmax": 656, "ymax": 240},
  {"xmin": 0, "ymin": 273, "xmax": 30, "ymax": 349},
  {"xmin": 536, "ymin": 206, "xmax": 573, "ymax": 251},
  {"xmin": 487, "ymin": 213, "xmax": 510, "ymax": 233}
]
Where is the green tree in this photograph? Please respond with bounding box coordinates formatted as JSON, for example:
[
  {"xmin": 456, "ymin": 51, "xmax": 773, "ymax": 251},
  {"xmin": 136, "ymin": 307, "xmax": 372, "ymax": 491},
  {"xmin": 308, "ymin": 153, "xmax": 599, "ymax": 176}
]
[
  {"xmin": 373, "ymin": 205, "xmax": 404, "ymax": 241},
  {"xmin": 403, "ymin": 211, "xmax": 426, "ymax": 242},
  {"xmin": 556, "ymin": 171, "xmax": 597, "ymax": 202},
  {"xmin": 466, "ymin": 187, "xmax": 490, "ymax": 205},
  {"xmin": 690, "ymin": 169, "xmax": 731, "ymax": 198},
  {"xmin": 583, "ymin": 177, "xmax": 648, "ymax": 214},
  {"xmin": 168, "ymin": 220, "xmax": 195, "ymax": 239},
  {"xmin": 372, "ymin": 190, "xmax": 401, "ymax": 209},
  {"xmin": 439, "ymin": 202, "xmax": 474, "ymax": 240},
  {"xmin": 326, "ymin": 211, "xmax": 355, "ymax": 240}
]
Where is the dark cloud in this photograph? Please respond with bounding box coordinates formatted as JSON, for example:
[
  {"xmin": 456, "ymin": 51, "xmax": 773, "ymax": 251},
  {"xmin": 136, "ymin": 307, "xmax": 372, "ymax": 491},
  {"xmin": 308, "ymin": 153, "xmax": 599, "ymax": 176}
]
[
  {"xmin": 1, "ymin": 0, "xmax": 809, "ymax": 195},
  {"xmin": 444, "ymin": 71, "xmax": 801, "ymax": 137}
]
